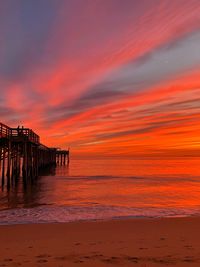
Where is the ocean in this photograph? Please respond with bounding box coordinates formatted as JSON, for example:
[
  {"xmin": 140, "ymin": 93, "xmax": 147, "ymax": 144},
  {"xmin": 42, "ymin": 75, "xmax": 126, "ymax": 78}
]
[{"xmin": 0, "ymin": 158, "xmax": 200, "ymax": 225}]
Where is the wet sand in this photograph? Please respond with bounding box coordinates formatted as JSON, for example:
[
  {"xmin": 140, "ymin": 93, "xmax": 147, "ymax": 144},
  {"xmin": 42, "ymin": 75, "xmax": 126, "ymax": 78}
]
[{"xmin": 0, "ymin": 217, "xmax": 200, "ymax": 266}]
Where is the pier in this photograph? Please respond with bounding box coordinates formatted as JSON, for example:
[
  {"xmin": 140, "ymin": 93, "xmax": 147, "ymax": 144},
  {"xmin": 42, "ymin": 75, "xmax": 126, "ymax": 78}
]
[
  {"xmin": 56, "ymin": 149, "xmax": 70, "ymax": 165},
  {"xmin": 0, "ymin": 122, "xmax": 69, "ymax": 189}
]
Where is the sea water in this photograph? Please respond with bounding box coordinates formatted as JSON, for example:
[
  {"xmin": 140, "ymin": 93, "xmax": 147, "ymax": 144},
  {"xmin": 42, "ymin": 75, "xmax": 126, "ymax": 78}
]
[{"xmin": 0, "ymin": 158, "xmax": 200, "ymax": 224}]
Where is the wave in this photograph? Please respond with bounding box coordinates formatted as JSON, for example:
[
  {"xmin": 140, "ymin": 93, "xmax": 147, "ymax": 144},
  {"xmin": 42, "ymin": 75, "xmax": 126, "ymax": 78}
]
[{"xmin": 0, "ymin": 204, "xmax": 200, "ymax": 225}]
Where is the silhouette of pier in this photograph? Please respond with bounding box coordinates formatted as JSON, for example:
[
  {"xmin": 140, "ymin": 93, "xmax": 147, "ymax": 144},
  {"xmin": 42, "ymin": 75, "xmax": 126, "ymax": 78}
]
[{"xmin": 0, "ymin": 122, "xmax": 69, "ymax": 189}]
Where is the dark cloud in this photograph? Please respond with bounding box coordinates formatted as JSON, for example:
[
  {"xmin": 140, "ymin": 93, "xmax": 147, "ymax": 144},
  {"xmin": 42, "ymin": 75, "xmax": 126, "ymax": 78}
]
[
  {"xmin": 95, "ymin": 125, "xmax": 159, "ymax": 140},
  {"xmin": 76, "ymin": 29, "xmax": 200, "ymax": 109},
  {"xmin": 44, "ymin": 28, "xmax": 200, "ymax": 126},
  {"xmin": 0, "ymin": 0, "xmax": 60, "ymax": 81},
  {"xmin": 167, "ymin": 98, "xmax": 200, "ymax": 107},
  {"xmin": 95, "ymin": 114, "xmax": 199, "ymax": 141},
  {"xmin": 43, "ymin": 89, "xmax": 128, "ymax": 125},
  {"xmin": 0, "ymin": 106, "xmax": 14, "ymax": 116}
]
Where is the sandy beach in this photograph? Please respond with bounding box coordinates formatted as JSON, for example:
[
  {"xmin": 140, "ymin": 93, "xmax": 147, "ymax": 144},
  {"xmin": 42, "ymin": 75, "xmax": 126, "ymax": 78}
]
[{"xmin": 0, "ymin": 217, "xmax": 199, "ymax": 266}]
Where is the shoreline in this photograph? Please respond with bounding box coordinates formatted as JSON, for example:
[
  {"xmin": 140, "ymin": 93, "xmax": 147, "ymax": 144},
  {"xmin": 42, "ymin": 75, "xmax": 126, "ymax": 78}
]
[
  {"xmin": 0, "ymin": 203, "xmax": 199, "ymax": 226},
  {"xmin": 0, "ymin": 212, "xmax": 198, "ymax": 226},
  {"xmin": 0, "ymin": 217, "xmax": 200, "ymax": 266},
  {"xmin": 0, "ymin": 213, "xmax": 198, "ymax": 226},
  {"xmin": 0, "ymin": 211, "xmax": 200, "ymax": 227}
]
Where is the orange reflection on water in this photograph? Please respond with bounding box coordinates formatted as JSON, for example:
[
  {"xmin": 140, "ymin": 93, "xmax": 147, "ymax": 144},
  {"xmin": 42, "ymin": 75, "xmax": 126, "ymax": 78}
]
[
  {"xmin": 52, "ymin": 158, "xmax": 200, "ymax": 209},
  {"xmin": 1, "ymin": 158, "xmax": 200, "ymax": 220}
]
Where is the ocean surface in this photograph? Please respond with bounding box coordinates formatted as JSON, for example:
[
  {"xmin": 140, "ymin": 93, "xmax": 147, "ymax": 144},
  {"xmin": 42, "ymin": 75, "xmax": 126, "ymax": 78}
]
[{"xmin": 0, "ymin": 158, "xmax": 200, "ymax": 225}]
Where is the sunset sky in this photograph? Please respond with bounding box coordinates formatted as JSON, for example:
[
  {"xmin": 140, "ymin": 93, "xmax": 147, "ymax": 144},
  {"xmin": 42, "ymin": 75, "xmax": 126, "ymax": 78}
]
[{"xmin": 1, "ymin": 0, "xmax": 200, "ymax": 157}]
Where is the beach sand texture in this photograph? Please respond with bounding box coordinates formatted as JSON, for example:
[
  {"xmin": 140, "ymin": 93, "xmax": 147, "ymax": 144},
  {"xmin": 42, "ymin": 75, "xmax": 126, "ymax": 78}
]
[{"xmin": 0, "ymin": 217, "xmax": 200, "ymax": 266}]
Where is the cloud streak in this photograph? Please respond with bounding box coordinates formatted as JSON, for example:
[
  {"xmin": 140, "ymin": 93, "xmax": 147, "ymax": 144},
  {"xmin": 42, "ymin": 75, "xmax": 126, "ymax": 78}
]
[{"xmin": 0, "ymin": 0, "xmax": 200, "ymax": 157}]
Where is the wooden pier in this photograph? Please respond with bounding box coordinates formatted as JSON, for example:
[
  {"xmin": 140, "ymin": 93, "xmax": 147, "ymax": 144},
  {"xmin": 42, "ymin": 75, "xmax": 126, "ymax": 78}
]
[
  {"xmin": 56, "ymin": 149, "xmax": 70, "ymax": 165},
  {"xmin": 0, "ymin": 122, "xmax": 69, "ymax": 189}
]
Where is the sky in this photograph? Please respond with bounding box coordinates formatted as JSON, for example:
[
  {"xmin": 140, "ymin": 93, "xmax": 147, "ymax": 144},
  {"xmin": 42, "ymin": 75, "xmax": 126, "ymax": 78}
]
[{"xmin": 0, "ymin": 0, "xmax": 200, "ymax": 158}]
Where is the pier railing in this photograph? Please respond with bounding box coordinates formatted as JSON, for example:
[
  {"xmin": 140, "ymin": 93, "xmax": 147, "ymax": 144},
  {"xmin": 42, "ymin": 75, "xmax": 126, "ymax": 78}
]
[
  {"xmin": 0, "ymin": 123, "xmax": 40, "ymax": 144},
  {"xmin": 10, "ymin": 128, "xmax": 40, "ymax": 144},
  {"xmin": 0, "ymin": 123, "xmax": 11, "ymax": 138}
]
